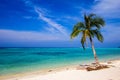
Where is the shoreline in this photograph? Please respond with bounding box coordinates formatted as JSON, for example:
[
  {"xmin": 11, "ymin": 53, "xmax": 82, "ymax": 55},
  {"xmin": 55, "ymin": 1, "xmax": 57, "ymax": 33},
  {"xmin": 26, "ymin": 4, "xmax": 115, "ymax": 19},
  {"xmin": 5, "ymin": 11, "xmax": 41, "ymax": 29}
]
[
  {"xmin": 0, "ymin": 62, "xmax": 77, "ymax": 80},
  {"xmin": 1, "ymin": 59, "xmax": 120, "ymax": 80}
]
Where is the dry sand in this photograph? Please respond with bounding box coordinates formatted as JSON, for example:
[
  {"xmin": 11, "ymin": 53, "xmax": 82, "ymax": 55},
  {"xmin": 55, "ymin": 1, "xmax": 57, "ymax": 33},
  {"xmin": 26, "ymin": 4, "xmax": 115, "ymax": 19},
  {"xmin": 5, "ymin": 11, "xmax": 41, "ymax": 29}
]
[{"xmin": 1, "ymin": 60, "xmax": 120, "ymax": 80}]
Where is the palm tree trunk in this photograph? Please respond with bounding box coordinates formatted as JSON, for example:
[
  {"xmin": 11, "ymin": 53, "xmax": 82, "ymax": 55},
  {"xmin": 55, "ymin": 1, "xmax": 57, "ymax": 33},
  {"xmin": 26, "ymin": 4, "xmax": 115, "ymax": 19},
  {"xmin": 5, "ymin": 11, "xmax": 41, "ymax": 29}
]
[{"xmin": 89, "ymin": 37, "xmax": 99, "ymax": 64}]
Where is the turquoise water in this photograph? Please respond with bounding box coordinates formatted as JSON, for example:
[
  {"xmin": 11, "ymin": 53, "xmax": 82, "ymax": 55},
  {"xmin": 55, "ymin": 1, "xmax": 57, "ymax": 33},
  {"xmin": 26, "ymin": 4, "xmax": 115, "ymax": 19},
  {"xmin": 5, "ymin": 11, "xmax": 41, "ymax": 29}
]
[{"xmin": 0, "ymin": 48, "xmax": 120, "ymax": 75}]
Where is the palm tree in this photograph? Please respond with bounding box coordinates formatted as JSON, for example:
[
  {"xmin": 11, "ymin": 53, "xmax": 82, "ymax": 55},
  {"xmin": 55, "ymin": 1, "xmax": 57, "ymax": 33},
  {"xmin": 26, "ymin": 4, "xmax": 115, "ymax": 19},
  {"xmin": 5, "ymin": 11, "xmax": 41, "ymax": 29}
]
[{"xmin": 71, "ymin": 13, "xmax": 105, "ymax": 64}]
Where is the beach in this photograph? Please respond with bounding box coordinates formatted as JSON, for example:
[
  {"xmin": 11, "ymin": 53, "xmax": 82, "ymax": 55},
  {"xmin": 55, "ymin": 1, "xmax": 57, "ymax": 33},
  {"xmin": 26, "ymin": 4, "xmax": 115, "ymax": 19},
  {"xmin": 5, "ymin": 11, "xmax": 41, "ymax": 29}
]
[
  {"xmin": 0, "ymin": 48, "xmax": 120, "ymax": 80},
  {"xmin": 0, "ymin": 59, "xmax": 120, "ymax": 80}
]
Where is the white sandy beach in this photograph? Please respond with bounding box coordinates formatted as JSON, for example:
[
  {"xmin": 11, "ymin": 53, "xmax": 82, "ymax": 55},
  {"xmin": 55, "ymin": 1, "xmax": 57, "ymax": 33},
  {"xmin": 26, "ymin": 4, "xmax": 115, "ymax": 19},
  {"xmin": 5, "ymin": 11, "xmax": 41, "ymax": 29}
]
[{"xmin": 1, "ymin": 60, "xmax": 120, "ymax": 80}]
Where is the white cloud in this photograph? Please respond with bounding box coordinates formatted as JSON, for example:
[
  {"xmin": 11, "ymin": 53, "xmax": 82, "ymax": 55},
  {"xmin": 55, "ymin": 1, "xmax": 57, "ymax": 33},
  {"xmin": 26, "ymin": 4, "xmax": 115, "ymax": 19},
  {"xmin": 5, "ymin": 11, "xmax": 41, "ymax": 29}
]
[
  {"xmin": 90, "ymin": 0, "xmax": 120, "ymax": 44},
  {"xmin": 91, "ymin": 0, "xmax": 120, "ymax": 18},
  {"xmin": 44, "ymin": 26, "xmax": 59, "ymax": 33},
  {"xmin": 87, "ymin": 0, "xmax": 120, "ymax": 46},
  {"xmin": 22, "ymin": 0, "xmax": 69, "ymax": 36},
  {"xmin": 35, "ymin": 7, "xmax": 68, "ymax": 36},
  {"xmin": 22, "ymin": 0, "xmax": 33, "ymax": 7},
  {"xmin": 64, "ymin": 16, "xmax": 80, "ymax": 22},
  {"xmin": 102, "ymin": 24, "xmax": 120, "ymax": 43},
  {"xmin": 0, "ymin": 29, "xmax": 69, "ymax": 43}
]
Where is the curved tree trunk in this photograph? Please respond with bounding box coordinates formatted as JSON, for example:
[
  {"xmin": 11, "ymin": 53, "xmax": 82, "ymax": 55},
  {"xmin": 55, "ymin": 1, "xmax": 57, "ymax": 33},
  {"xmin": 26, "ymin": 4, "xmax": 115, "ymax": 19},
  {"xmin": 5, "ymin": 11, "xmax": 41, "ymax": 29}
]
[{"xmin": 89, "ymin": 37, "xmax": 99, "ymax": 64}]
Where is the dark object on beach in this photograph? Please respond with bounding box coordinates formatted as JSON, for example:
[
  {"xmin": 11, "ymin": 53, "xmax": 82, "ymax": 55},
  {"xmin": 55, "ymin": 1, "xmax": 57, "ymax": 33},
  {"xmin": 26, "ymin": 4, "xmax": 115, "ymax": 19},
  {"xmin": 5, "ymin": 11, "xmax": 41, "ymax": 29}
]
[
  {"xmin": 86, "ymin": 64, "xmax": 109, "ymax": 71},
  {"xmin": 107, "ymin": 61, "xmax": 112, "ymax": 64},
  {"xmin": 77, "ymin": 65, "xmax": 89, "ymax": 70},
  {"xmin": 48, "ymin": 70, "xmax": 52, "ymax": 72},
  {"xmin": 77, "ymin": 63, "xmax": 109, "ymax": 71}
]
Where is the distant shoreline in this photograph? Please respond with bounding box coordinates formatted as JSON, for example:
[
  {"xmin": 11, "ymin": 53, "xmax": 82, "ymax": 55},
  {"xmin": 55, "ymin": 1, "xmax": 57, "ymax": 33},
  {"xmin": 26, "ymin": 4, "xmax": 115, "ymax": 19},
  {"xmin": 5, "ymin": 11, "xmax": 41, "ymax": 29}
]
[{"xmin": 0, "ymin": 47, "xmax": 119, "ymax": 48}]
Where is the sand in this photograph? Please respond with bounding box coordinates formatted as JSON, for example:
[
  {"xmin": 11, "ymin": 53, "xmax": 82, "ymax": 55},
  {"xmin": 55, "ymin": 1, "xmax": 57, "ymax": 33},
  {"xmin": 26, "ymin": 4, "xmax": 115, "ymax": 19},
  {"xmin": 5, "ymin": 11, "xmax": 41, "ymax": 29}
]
[{"xmin": 1, "ymin": 60, "xmax": 120, "ymax": 80}]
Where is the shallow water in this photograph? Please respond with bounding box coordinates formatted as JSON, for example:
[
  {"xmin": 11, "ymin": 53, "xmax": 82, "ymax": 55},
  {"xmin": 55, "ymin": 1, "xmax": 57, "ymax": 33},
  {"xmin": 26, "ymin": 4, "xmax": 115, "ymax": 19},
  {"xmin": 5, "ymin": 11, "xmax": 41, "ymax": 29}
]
[{"xmin": 0, "ymin": 48, "xmax": 120, "ymax": 75}]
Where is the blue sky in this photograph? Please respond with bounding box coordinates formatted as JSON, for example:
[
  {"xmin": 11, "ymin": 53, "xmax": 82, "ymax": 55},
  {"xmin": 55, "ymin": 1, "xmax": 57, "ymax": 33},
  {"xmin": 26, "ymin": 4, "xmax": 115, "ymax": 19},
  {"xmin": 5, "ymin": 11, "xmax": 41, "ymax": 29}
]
[{"xmin": 0, "ymin": 0, "xmax": 120, "ymax": 47}]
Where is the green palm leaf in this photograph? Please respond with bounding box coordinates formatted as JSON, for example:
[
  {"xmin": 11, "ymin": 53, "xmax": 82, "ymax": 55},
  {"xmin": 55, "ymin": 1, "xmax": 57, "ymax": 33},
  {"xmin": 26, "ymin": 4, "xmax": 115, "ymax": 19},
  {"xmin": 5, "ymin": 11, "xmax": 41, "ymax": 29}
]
[
  {"xmin": 70, "ymin": 13, "xmax": 105, "ymax": 64},
  {"xmin": 71, "ymin": 13, "xmax": 105, "ymax": 48},
  {"xmin": 90, "ymin": 17, "xmax": 105, "ymax": 29},
  {"xmin": 71, "ymin": 30, "xmax": 81, "ymax": 39},
  {"xmin": 81, "ymin": 31, "xmax": 87, "ymax": 49},
  {"xmin": 73, "ymin": 22, "xmax": 85, "ymax": 30},
  {"xmin": 95, "ymin": 30, "xmax": 104, "ymax": 42}
]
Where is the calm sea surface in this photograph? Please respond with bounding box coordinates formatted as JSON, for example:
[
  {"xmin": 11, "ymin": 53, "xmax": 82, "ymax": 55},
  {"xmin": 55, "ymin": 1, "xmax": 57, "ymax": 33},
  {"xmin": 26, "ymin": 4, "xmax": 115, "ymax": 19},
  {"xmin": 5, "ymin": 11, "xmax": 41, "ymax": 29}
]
[{"xmin": 0, "ymin": 48, "xmax": 120, "ymax": 75}]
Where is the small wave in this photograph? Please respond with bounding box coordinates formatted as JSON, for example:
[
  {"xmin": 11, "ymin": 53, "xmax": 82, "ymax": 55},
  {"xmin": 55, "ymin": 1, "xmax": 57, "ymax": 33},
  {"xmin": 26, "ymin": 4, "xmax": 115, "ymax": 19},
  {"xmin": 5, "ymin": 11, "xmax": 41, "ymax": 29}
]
[{"xmin": 33, "ymin": 52, "xmax": 66, "ymax": 56}]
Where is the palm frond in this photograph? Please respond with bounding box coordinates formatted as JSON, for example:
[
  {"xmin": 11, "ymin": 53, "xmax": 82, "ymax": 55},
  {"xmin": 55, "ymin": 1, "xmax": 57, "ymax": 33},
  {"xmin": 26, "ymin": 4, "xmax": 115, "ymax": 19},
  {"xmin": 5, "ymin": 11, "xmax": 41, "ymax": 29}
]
[
  {"xmin": 90, "ymin": 17, "xmax": 105, "ymax": 29},
  {"xmin": 84, "ymin": 13, "xmax": 89, "ymax": 27},
  {"xmin": 88, "ymin": 13, "xmax": 96, "ymax": 19},
  {"xmin": 96, "ymin": 17, "xmax": 105, "ymax": 26},
  {"xmin": 73, "ymin": 22, "xmax": 85, "ymax": 31},
  {"xmin": 96, "ymin": 31, "xmax": 104, "ymax": 42},
  {"xmin": 71, "ymin": 30, "xmax": 82, "ymax": 39},
  {"xmin": 81, "ymin": 31, "xmax": 87, "ymax": 50},
  {"xmin": 89, "ymin": 30, "xmax": 95, "ymax": 38},
  {"xmin": 81, "ymin": 37, "xmax": 85, "ymax": 50},
  {"xmin": 90, "ymin": 30, "xmax": 104, "ymax": 42},
  {"xmin": 70, "ymin": 13, "xmax": 105, "ymax": 50}
]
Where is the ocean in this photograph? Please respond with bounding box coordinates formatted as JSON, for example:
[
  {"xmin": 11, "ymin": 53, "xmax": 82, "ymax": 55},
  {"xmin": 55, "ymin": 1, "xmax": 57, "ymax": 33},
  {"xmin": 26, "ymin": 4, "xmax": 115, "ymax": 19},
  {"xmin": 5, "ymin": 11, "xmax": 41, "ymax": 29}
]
[{"xmin": 0, "ymin": 48, "xmax": 120, "ymax": 75}]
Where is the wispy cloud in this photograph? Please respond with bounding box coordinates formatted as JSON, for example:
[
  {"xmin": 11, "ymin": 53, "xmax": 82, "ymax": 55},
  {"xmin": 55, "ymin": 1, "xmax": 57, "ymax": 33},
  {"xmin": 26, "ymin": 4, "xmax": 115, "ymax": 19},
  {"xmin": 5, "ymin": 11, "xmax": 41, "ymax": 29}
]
[
  {"xmin": 44, "ymin": 26, "xmax": 59, "ymax": 33},
  {"xmin": 22, "ymin": 0, "xmax": 69, "ymax": 37},
  {"xmin": 91, "ymin": 0, "xmax": 120, "ymax": 18},
  {"xmin": 0, "ymin": 29, "xmax": 69, "ymax": 43},
  {"xmin": 102, "ymin": 24, "xmax": 120, "ymax": 42},
  {"xmin": 63, "ymin": 16, "xmax": 80, "ymax": 22},
  {"xmin": 21, "ymin": 0, "xmax": 69, "ymax": 36},
  {"xmin": 35, "ymin": 7, "xmax": 68, "ymax": 36},
  {"xmin": 22, "ymin": 0, "xmax": 33, "ymax": 7},
  {"xmin": 90, "ymin": 0, "xmax": 120, "ymax": 44}
]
